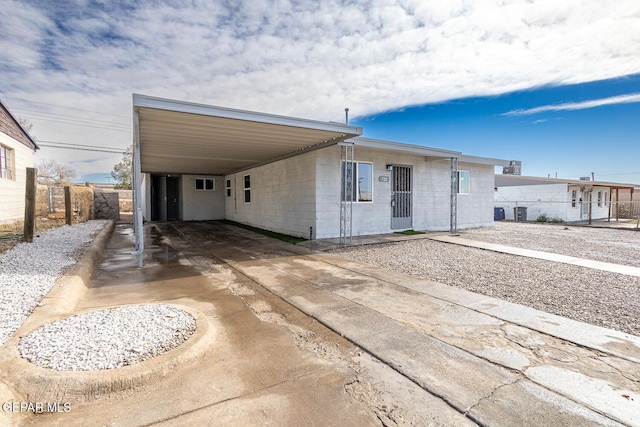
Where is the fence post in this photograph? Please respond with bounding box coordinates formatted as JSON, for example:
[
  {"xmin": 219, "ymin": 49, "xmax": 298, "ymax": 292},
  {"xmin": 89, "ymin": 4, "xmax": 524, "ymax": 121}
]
[
  {"xmin": 64, "ymin": 186, "xmax": 72, "ymax": 225},
  {"xmin": 24, "ymin": 167, "xmax": 36, "ymax": 243}
]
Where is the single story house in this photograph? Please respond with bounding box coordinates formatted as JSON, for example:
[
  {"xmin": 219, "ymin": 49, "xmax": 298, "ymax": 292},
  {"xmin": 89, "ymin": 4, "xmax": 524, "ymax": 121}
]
[
  {"xmin": 494, "ymin": 175, "xmax": 636, "ymax": 222},
  {"xmin": 0, "ymin": 99, "xmax": 38, "ymax": 224},
  {"xmin": 131, "ymin": 94, "xmax": 509, "ymax": 257}
]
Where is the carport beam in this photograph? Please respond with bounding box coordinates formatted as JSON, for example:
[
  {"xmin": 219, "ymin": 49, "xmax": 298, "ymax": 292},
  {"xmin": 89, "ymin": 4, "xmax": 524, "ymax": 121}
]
[{"xmin": 131, "ymin": 107, "xmax": 144, "ymax": 267}]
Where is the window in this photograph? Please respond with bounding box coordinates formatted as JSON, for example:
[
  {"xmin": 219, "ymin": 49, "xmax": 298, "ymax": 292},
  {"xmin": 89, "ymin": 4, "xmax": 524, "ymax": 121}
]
[
  {"xmin": 597, "ymin": 191, "xmax": 602, "ymax": 207},
  {"xmin": 226, "ymin": 179, "xmax": 231, "ymax": 197},
  {"xmin": 243, "ymin": 174, "xmax": 251, "ymax": 203},
  {"xmin": 457, "ymin": 171, "xmax": 470, "ymax": 194},
  {"xmin": 571, "ymin": 189, "xmax": 577, "ymax": 208},
  {"xmin": 0, "ymin": 145, "xmax": 13, "ymax": 180},
  {"xmin": 341, "ymin": 161, "xmax": 373, "ymax": 202},
  {"xmin": 195, "ymin": 178, "xmax": 214, "ymax": 191},
  {"xmin": 604, "ymin": 191, "xmax": 608, "ymax": 207}
]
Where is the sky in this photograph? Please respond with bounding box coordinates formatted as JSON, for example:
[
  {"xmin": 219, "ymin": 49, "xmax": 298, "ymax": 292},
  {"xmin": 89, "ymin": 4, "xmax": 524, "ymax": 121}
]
[{"xmin": 1, "ymin": 0, "xmax": 639, "ymax": 185}]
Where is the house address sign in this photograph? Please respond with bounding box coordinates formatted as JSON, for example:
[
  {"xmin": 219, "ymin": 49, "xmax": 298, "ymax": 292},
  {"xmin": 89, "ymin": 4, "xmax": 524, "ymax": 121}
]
[{"xmin": 378, "ymin": 176, "xmax": 389, "ymax": 182}]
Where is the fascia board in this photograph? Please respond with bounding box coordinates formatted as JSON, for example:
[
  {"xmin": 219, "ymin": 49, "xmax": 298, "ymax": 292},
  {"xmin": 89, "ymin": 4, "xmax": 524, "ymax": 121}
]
[
  {"xmin": 458, "ymin": 154, "xmax": 511, "ymax": 167},
  {"xmin": 133, "ymin": 93, "xmax": 362, "ymax": 136},
  {"xmin": 350, "ymin": 136, "xmax": 461, "ymax": 158}
]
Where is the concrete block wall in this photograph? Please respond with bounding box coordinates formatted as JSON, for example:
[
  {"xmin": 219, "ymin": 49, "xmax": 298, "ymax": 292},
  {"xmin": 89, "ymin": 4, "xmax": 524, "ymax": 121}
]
[
  {"xmin": 225, "ymin": 150, "xmax": 318, "ymax": 238},
  {"xmin": 0, "ymin": 133, "xmax": 34, "ymax": 224},
  {"xmin": 495, "ymin": 183, "xmax": 568, "ymax": 221},
  {"xmin": 453, "ymin": 162, "xmax": 496, "ymax": 229},
  {"xmin": 314, "ymin": 147, "xmax": 498, "ymax": 238},
  {"xmin": 181, "ymin": 174, "xmax": 225, "ymax": 220}
]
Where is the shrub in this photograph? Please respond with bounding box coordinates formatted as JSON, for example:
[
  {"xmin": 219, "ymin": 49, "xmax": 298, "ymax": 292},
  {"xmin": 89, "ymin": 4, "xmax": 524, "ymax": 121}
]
[{"xmin": 536, "ymin": 214, "xmax": 549, "ymax": 222}]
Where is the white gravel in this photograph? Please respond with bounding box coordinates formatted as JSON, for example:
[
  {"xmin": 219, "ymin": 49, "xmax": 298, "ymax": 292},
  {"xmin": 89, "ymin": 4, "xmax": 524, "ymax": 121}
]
[
  {"xmin": 331, "ymin": 224, "xmax": 640, "ymax": 336},
  {"xmin": 0, "ymin": 220, "xmax": 108, "ymax": 346},
  {"xmin": 18, "ymin": 304, "xmax": 196, "ymax": 371},
  {"xmin": 461, "ymin": 222, "xmax": 640, "ymax": 267}
]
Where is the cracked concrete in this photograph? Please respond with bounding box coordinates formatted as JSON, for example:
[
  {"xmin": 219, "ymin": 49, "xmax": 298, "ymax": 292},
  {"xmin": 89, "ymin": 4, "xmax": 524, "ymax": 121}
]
[{"xmin": 167, "ymin": 221, "xmax": 638, "ymax": 426}]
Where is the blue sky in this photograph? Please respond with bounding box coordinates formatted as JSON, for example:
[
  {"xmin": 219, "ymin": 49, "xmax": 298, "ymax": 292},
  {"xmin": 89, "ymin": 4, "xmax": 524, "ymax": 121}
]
[
  {"xmin": 354, "ymin": 74, "xmax": 640, "ymax": 182},
  {"xmin": 1, "ymin": 0, "xmax": 639, "ymax": 184}
]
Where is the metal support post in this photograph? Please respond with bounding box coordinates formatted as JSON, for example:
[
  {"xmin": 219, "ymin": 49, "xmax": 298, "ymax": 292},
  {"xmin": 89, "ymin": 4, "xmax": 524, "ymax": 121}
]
[
  {"xmin": 339, "ymin": 142, "xmax": 354, "ymax": 244},
  {"xmin": 450, "ymin": 157, "xmax": 458, "ymax": 235}
]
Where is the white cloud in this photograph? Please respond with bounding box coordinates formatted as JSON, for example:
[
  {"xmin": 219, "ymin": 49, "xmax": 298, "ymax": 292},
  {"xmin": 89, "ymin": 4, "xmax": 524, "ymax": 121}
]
[
  {"xmin": 1, "ymin": 0, "xmax": 640, "ymax": 177},
  {"xmin": 504, "ymin": 93, "xmax": 640, "ymax": 115}
]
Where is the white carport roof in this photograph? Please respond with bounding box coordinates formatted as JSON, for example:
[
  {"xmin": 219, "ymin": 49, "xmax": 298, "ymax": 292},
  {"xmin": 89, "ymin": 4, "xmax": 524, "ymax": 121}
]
[{"xmin": 133, "ymin": 94, "xmax": 363, "ymax": 175}]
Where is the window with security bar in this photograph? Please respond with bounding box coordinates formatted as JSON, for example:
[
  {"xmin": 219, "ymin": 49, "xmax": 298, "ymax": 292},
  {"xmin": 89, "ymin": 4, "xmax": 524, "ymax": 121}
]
[{"xmin": 341, "ymin": 161, "xmax": 373, "ymax": 202}]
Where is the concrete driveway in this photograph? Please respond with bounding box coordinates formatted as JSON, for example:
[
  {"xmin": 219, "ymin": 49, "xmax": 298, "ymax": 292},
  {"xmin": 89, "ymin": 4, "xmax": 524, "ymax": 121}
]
[{"xmin": 16, "ymin": 221, "xmax": 640, "ymax": 426}]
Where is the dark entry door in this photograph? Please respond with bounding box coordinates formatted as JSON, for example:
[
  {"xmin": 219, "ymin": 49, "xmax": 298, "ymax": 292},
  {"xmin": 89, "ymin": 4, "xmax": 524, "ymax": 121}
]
[
  {"xmin": 166, "ymin": 177, "xmax": 180, "ymax": 221},
  {"xmin": 391, "ymin": 165, "xmax": 412, "ymax": 229},
  {"xmin": 151, "ymin": 175, "xmax": 166, "ymax": 221}
]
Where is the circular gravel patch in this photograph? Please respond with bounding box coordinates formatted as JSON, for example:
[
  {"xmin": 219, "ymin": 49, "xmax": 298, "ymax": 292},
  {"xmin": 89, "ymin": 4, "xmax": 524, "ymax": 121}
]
[{"xmin": 18, "ymin": 304, "xmax": 196, "ymax": 371}]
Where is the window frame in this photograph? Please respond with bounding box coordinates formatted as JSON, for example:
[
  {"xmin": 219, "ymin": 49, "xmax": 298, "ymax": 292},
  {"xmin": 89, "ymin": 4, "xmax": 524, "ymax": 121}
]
[
  {"xmin": 597, "ymin": 191, "xmax": 602, "ymax": 207},
  {"xmin": 195, "ymin": 177, "xmax": 215, "ymax": 191},
  {"xmin": 341, "ymin": 161, "xmax": 374, "ymax": 203},
  {"xmin": 0, "ymin": 144, "xmax": 14, "ymax": 180},
  {"xmin": 457, "ymin": 170, "xmax": 470, "ymax": 194},
  {"xmin": 226, "ymin": 179, "xmax": 231, "ymax": 197},
  {"xmin": 571, "ymin": 189, "xmax": 577, "ymax": 208},
  {"xmin": 243, "ymin": 174, "xmax": 251, "ymax": 203}
]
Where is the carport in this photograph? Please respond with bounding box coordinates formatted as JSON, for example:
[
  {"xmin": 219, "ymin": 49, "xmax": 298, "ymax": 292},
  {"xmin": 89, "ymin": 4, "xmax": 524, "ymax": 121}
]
[{"xmin": 131, "ymin": 94, "xmax": 362, "ymax": 265}]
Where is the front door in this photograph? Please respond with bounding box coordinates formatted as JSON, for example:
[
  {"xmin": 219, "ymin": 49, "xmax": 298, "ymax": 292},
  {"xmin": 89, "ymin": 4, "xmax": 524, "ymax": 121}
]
[
  {"xmin": 581, "ymin": 189, "xmax": 590, "ymax": 219},
  {"xmin": 391, "ymin": 165, "xmax": 412, "ymax": 229},
  {"xmin": 166, "ymin": 176, "xmax": 180, "ymax": 221},
  {"xmin": 151, "ymin": 175, "xmax": 180, "ymax": 221}
]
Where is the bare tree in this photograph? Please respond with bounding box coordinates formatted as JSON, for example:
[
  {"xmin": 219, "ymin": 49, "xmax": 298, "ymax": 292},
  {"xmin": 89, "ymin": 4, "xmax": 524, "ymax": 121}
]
[
  {"xmin": 17, "ymin": 117, "xmax": 33, "ymax": 132},
  {"xmin": 36, "ymin": 159, "xmax": 77, "ymax": 184}
]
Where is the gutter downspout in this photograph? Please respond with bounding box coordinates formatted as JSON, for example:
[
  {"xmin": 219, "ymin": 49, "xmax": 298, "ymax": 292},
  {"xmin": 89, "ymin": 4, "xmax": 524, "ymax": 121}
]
[{"xmin": 131, "ymin": 107, "xmax": 144, "ymax": 267}]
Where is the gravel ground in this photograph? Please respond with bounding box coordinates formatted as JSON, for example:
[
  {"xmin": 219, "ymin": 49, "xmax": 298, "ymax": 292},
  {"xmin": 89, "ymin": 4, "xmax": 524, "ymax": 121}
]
[
  {"xmin": 18, "ymin": 304, "xmax": 196, "ymax": 371},
  {"xmin": 461, "ymin": 222, "xmax": 640, "ymax": 267},
  {"xmin": 0, "ymin": 220, "xmax": 108, "ymax": 346},
  {"xmin": 331, "ymin": 228, "xmax": 640, "ymax": 336}
]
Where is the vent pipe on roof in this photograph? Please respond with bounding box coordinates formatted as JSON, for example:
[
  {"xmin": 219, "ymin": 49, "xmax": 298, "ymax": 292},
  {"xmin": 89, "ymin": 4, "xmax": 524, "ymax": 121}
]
[{"xmin": 345, "ymin": 108, "xmax": 349, "ymax": 125}]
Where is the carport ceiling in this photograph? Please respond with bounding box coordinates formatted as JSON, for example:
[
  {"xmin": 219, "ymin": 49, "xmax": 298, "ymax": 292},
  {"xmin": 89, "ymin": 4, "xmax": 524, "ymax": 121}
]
[{"xmin": 133, "ymin": 94, "xmax": 362, "ymax": 176}]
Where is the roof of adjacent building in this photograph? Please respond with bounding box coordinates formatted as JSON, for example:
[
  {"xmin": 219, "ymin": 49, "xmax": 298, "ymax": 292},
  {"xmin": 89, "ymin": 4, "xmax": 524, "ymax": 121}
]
[
  {"xmin": 0, "ymin": 98, "xmax": 38, "ymax": 151},
  {"xmin": 495, "ymin": 174, "xmax": 636, "ymax": 189}
]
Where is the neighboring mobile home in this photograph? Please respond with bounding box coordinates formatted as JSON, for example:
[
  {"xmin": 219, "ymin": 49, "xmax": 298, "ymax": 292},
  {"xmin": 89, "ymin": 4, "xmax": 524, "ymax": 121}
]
[
  {"xmin": 132, "ymin": 94, "xmax": 509, "ymax": 244},
  {"xmin": 0, "ymin": 99, "xmax": 38, "ymax": 224},
  {"xmin": 494, "ymin": 175, "xmax": 636, "ymax": 222}
]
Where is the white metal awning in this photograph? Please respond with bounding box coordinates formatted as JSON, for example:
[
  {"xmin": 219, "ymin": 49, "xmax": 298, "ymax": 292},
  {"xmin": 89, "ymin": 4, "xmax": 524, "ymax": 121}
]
[{"xmin": 133, "ymin": 94, "xmax": 363, "ymax": 175}]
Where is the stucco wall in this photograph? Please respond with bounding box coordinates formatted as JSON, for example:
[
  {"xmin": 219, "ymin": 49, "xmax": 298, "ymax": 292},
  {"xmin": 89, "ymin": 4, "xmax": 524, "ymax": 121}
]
[
  {"xmin": 181, "ymin": 174, "xmax": 225, "ymax": 220},
  {"xmin": 0, "ymin": 132, "xmax": 35, "ymax": 224}
]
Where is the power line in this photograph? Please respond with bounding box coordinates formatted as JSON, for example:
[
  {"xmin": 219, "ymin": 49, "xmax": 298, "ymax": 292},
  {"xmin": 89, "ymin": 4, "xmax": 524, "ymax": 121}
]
[
  {"xmin": 4, "ymin": 96, "xmax": 130, "ymax": 119},
  {"xmin": 37, "ymin": 140, "xmax": 128, "ymax": 151},
  {"xmin": 37, "ymin": 140, "xmax": 127, "ymax": 154},
  {"xmin": 13, "ymin": 108, "xmax": 130, "ymax": 129},
  {"xmin": 22, "ymin": 115, "xmax": 131, "ymax": 132},
  {"xmin": 37, "ymin": 144, "xmax": 126, "ymax": 154}
]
